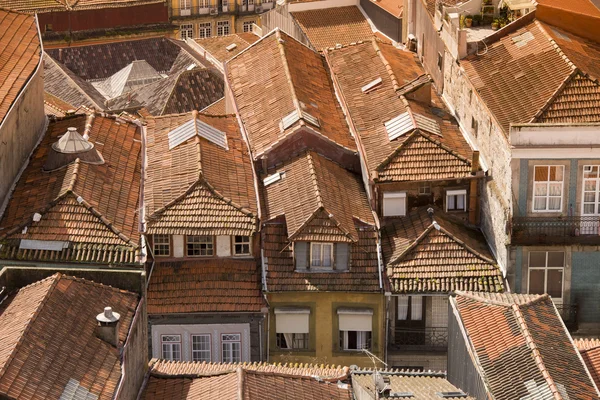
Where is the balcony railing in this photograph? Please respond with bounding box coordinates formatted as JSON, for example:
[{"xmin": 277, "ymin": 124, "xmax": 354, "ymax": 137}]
[
  {"xmin": 512, "ymin": 216, "xmax": 600, "ymax": 245},
  {"xmin": 390, "ymin": 327, "xmax": 448, "ymax": 352},
  {"xmin": 556, "ymin": 303, "xmax": 578, "ymax": 332},
  {"xmin": 170, "ymin": 2, "xmax": 272, "ymax": 17}
]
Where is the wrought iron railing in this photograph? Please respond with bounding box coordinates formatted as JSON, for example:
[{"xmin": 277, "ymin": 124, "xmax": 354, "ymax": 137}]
[
  {"xmin": 556, "ymin": 303, "xmax": 578, "ymax": 331},
  {"xmin": 170, "ymin": 2, "xmax": 272, "ymax": 17},
  {"xmin": 512, "ymin": 216, "xmax": 600, "ymax": 245},
  {"xmin": 391, "ymin": 327, "xmax": 448, "ymax": 351}
]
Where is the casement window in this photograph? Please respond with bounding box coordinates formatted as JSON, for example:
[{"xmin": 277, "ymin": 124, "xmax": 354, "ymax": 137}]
[
  {"xmin": 217, "ymin": 21, "xmax": 230, "ymax": 36},
  {"xmin": 198, "ymin": 22, "xmax": 212, "ymax": 38},
  {"xmin": 191, "ymin": 334, "xmax": 211, "ymax": 362},
  {"xmin": 221, "ymin": 334, "xmax": 241, "ymax": 362},
  {"xmin": 180, "ymin": 0, "xmax": 191, "ymax": 15},
  {"xmin": 221, "ymin": 0, "xmax": 229, "ymax": 11},
  {"xmin": 180, "ymin": 24, "xmax": 194, "ymax": 40},
  {"xmin": 418, "ymin": 183, "xmax": 431, "ymax": 196},
  {"xmin": 383, "ymin": 192, "xmax": 406, "ymax": 217},
  {"xmin": 243, "ymin": 21, "xmax": 255, "ymax": 33},
  {"xmin": 275, "ymin": 308, "xmax": 309, "ymax": 350},
  {"xmin": 397, "ymin": 295, "xmax": 423, "ymax": 321},
  {"xmin": 199, "ymin": 0, "xmax": 209, "ymax": 8},
  {"xmin": 528, "ymin": 251, "xmax": 564, "ymax": 300},
  {"xmin": 533, "ymin": 165, "xmax": 564, "ymax": 212},
  {"xmin": 161, "ymin": 335, "xmax": 182, "ymax": 361},
  {"xmin": 446, "ymin": 189, "xmax": 467, "ymax": 211},
  {"xmin": 582, "ymin": 165, "xmax": 600, "ymax": 215},
  {"xmin": 338, "ymin": 308, "xmax": 373, "ymax": 351},
  {"xmin": 233, "ymin": 236, "xmax": 251, "ymax": 256},
  {"xmin": 310, "ymin": 242, "xmax": 333, "ymax": 268},
  {"xmin": 153, "ymin": 234, "xmax": 170, "ymax": 257},
  {"xmin": 186, "ymin": 235, "xmax": 214, "ymax": 256}
]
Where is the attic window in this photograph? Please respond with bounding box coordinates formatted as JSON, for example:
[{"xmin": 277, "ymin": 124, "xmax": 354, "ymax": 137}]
[
  {"xmin": 168, "ymin": 119, "xmax": 228, "ymax": 150},
  {"xmin": 361, "ymin": 77, "xmax": 382, "ymax": 93},
  {"xmin": 226, "ymin": 43, "xmax": 237, "ymax": 51},
  {"xmin": 385, "ymin": 112, "xmax": 414, "ymax": 141},
  {"xmin": 263, "ymin": 172, "xmax": 283, "ymax": 186}
]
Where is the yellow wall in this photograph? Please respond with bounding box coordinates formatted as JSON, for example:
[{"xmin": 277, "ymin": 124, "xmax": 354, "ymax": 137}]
[{"xmin": 267, "ymin": 292, "xmax": 386, "ymax": 368}]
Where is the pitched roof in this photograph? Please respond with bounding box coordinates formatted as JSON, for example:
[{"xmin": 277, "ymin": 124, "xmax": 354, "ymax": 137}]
[
  {"xmin": 0, "ymin": 273, "xmax": 139, "ymax": 400},
  {"xmin": 0, "ymin": 0, "xmax": 165, "ymax": 12},
  {"xmin": 0, "ymin": 8, "xmax": 41, "ymax": 125},
  {"xmin": 381, "ymin": 208, "xmax": 504, "ymax": 293},
  {"xmin": 326, "ymin": 41, "xmax": 474, "ymax": 182},
  {"xmin": 0, "ymin": 113, "xmax": 142, "ymax": 265},
  {"xmin": 144, "ymin": 111, "xmax": 257, "ymax": 236},
  {"xmin": 291, "ymin": 6, "xmax": 375, "ymax": 51},
  {"xmin": 147, "ymin": 259, "xmax": 265, "ymax": 314},
  {"xmin": 92, "ymin": 59, "xmax": 162, "ymax": 99},
  {"xmin": 453, "ymin": 291, "xmax": 599, "ymax": 399},
  {"xmin": 575, "ymin": 338, "xmax": 600, "ymax": 390},
  {"xmin": 193, "ymin": 33, "xmax": 260, "ymax": 64},
  {"xmin": 202, "ymin": 97, "xmax": 226, "ymax": 115},
  {"xmin": 351, "ymin": 370, "xmax": 473, "ymax": 399},
  {"xmin": 260, "ymin": 151, "xmax": 374, "ymax": 242},
  {"xmin": 369, "ymin": 0, "xmax": 403, "ymax": 18},
  {"xmin": 44, "ymin": 92, "xmax": 77, "ymax": 117},
  {"xmin": 107, "ymin": 67, "xmax": 224, "ymax": 116},
  {"xmin": 226, "ymin": 29, "xmax": 356, "ymax": 158}
]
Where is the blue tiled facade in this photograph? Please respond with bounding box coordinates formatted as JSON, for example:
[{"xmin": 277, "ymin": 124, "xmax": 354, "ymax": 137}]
[{"xmin": 571, "ymin": 251, "xmax": 600, "ymax": 324}]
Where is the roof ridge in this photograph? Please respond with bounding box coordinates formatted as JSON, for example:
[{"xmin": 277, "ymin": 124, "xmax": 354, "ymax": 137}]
[
  {"xmin": 511, "ymin": 303, "xmax": 563, "ymax": 400},
  {"xmin": 416, "ymin": 130, "xmax": 472, "ymax": 164},
  {"xmin": 375, "ymin": 130, "xmax": 420, "ymax": 173},
  {"xmin": 372, "ymin": 39, "xmax": 401, "ymax": 92},
  {"xmin": 275, "ymin": 30, "xmax": 303, "ymax": 120},
  {"xmin": 390, "ymin": 223, "xmax": 435, "ymax": 264},
  {"xmin": 306, "ymin": 151, "xmax": 323, "ymax": 209},
  {"xmin": 436, "ymin": 225, "xmax": 496, "ymax": 265}
]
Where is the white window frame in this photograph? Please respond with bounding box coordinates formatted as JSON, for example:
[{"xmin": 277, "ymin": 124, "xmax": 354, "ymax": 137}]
[
  {"xmin": 180, "ymin": 24, "xmax": 194, "ymax": 40},
  {"xmin": 198, "ymin": 22, "xmax": 212, "ymax": 38},
  {"xmin": 532, "ymin": 165, "xmax": 564, "ymax": 213},
  {"xmin": 383, "ymin": 192, "xmax": 406, "ymax": 217},
  {"xmin": 233, "ymin": 235, "xmax": 251, "ymax": 256},
  {"xmin": 199, "ymin": 0, "xmax": 209, "ymax": 9},
  {"xmin": 446, "ymin": 189, "xmax": 467, "ymax": 212},
  {"xmin": 153, "ymin": 234, "xmax": 170, "ymax": 257},
  {"xmin": 221, "ymin": 333, "xmax": 241, "ymax": 362},
  {"xmin": 186, "ymin": 235, "xmax": 214, "ymax": 256},
  {"xmin": 217, "ymin": 20, "xmax": 230, "ymax": 36},
  {"xmin": 180, "ymin": 0, "xmax": 192, "ymax": 15},
  {"xmin": 527, "ymin": 251, "xmax": 565, "ymax": 302},
  {"xmin": 310, "ymin": 242, "xmax": 334, "ymax": 269},
  {"xmin": 340, "ymin": 330, "xmax": 371, "ymax": 351},
  {"xmin": 243, "ymin": 21, "xmax": 255, "ymax": 33},
  {"xmin": 161, "ymin": 335, "xmax": 182, "ymax": 361},
  {"xmin": 191, "ymin": 334, "xmax": 212, "ymax": 362},
  {"xmin": 418, "ymin": 183, "xmax": 431, "ymax": 196},
  {"xmin": 582, "ymin": 165, "xmax": 600, "ymax": 215}
]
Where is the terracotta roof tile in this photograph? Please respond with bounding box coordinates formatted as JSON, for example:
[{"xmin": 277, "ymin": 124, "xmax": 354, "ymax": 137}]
[
  {"xmin": 147, "ymin": 259, "xmax": 265, "ymax": 314},
  {"xmin": 226, "ymin": 29, "xmax": 356, "ymax": 158},
  {"xmin": 575, "ymin": 338, "xmax": 600, "ymax": 390},
  {"xmin": 193, "ymin": 33, "xmax": 259, "ymax": 64},
  {"xmin": 142, "ymin": 372, "xmax": 238, "ymax": 400},
  {"xmin": 291, "ymin": 6, "xmax": 375, "ymax": 51},
  {"xmin": 201, "ymin": 97, "xmax": 226, "ymax": 115},
  {"xmin": 0, "ymin": 9, "xmax": 41, "ymax": 125},
  {"xmin": 145, "ymin": 112, "xmax": 257, "ymax": 236},
  {"xmin": 44, "ymin": 92, "xmax": 77, "ymax": 117},
  {"xmin": 0, "ymin": 0, "xmax": 165, "ymax": 12},
  {"xmin": 454, "ymin": 292, "xmax": 599, "ymax": 399},
  {"xmin": 0, "ymin": 273, "xmax": 139, "ymax": 400},
  {"xmin": 370, "ymin": 0, "xmax": 403, "ymax": 18},
  {"xmin": 0, "ymin": 113, "xmax": 142, "ymax": 265}
]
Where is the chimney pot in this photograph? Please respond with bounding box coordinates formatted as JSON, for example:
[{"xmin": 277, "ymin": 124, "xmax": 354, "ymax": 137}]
[{"xmin": 96, "ymin": 306, "xmax": 121, "ymax": 347}]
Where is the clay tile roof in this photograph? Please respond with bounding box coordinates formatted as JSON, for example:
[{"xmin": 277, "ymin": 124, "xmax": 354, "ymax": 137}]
[
  {"xmin": 44, "ymin": 92, "xmax": 77, "ymax": 117},
  {"xmin": 0, "ymin": 8, "xmax": 41, "ymax": 125},
  {"xmin": 381, "ymin": 208, "xmax": 504, "ymax": 294},
  {"xmin": 0, "ymin": 0, "xmax": 164, "ymax": 12},
  {"xmin": 326, "ymin": 41, "xmax": 474, "ymax": 182},
  {"xmin": 147, "ymin": 259, "xmax": 265, "ymax": 314},
  {"xmin": 201, "ymin": 97, "xmax": 226, "ymax": 115},
  {"xmin": 575, "ymin": 338, "xmax": 600, "ymax": 390},
  {"xmin": 193, "ymin": 33, "xmax": 260, "ymax": 64},
  {"xmin": 0, "ymin": 273, "xmax": 139, "ymax": 400},
  {"xmin": 453, "ymin": 292, "xmax": 599, "ymax": 399},
  {"xmin": 370, "ymin": 0, "xmax": 403, "ymax": 18},
  {"xmin": 261, "ymin": 151, "xmax": 374, "ymax": 242},
  {"xmin": 145, "ymin": 112, "xmax": 257, "ymax": 236},
  {"xmin": 290, "ymin": 6, "xmax": 375, "ymax": 51},
  {"xmin": 226, "ymin": 29, "xmax": 356, "ymax": 158},
  {"xmin": 0, "ymin": 113, "xmax": 142, "ymax": 265}
]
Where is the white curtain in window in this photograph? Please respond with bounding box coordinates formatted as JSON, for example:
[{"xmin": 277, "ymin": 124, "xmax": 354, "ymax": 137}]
[
  {"xmin": 283, "ymin": 333, "xmax": 293, "ymax": 349},
  {"xmin": 397, "ymin": 296, "xmax": 409, "ymax": 320},
  {"xmin": 411, "ymin": 295, "xmax": 423, "ymax": 320},
  {"xmin": 311, "ymin": 244, "xmax": 321, "ymax": 266}
]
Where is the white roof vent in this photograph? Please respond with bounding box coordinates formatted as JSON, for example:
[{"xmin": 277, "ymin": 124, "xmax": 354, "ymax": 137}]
[
  {"xmin": 301, "ymin": 111, "xmax": 320, "ymax": 128},
  {"xmin": 32, "ymin": 213, "xmax": 42, "ymax": 222},
  {"xmin": 361, "ymin": 77, "xmax": 382, "ymax": 93},
  {"xmin": 413, "ymin": 113, "xmax": 442, "ymax": 136},
  {"xmin": 76, "ymin": 196, "xmax": 84, "ymax": 204},
  {"xmin": 53, "ymin": 127, "xmax": 94, "ymax": 154},
  {"xmin": 385, "ymin": 112, "xmax": 414, "ymax": 141},
  {"xmin": 263, "ymin": 172, "xmax": 283, "ymax": 186},
  {"xmin": 168, "ymin": 118, "xmax": 228, "ymax": 150},
  {"xmin": 281, "ymin": 110, "xmax": 300, "ymax": 130},
  {"xmin": 226, "ymin": 43, "xmax": 237, "ymax": 51},
  {"xmin": 97, "ymin": 306, "xmax": 121, "ymax": 323}
]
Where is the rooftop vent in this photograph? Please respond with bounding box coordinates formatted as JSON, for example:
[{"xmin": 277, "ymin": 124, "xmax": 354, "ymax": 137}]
[
  {"xmin": 385, "ymin": 112, "xmax": 414, "ymax": 140},
  {"xmin": 413, "ymin": 113, "xmax": 442, "ymax": 136},
  {"xmin": 362, "ymin": 77, "xmax": 382, "ymax": 93},
  {"xmin": 168, "ymin": 117, "xmax": 228, "ymax": 150},
  {"xmin": 281, "ymin": 110, "xmax": 321, "ymax": 131},
  {"xmin": 263, "ymin": 172, "xmax": 283, "ymax": 186},
  {"xmin": 187, "ymin": 63, "xmax": 197, "ymax": 71},
  {"xmin": 44, "ymin": 127, "xmax": 104, "ymax": 172},
  {"xmin": 53, "ymin": 127, "xmax": 94, "ymax": 154},
  {"xmin": 96, "ymin": 306, "xmax": 121, "ymax": 347},
  {"xmin": 226, "ymin": 43, "xmax": 237, "ymax": 51}
]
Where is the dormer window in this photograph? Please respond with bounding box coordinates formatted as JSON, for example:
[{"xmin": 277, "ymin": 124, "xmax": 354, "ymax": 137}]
[
  {"xmin": 233, "ymin": 235, "xmax": 251, "ymax": 256},
  {"xmin": 310, "ymin": 242, "xmax": 333, "ymax": 269},
  {"xmin": 153, "ymin": 234, "xmax": 170, "ymax": 257},
  {"xmin": 186, "ymin": 235, "xmax": 214, "ymax": 256}
]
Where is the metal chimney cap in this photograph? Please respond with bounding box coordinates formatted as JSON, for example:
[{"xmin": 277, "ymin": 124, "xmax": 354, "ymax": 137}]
[{"xmin": 96, "ymin": 306, "xmax": 121, "ymax": 323}]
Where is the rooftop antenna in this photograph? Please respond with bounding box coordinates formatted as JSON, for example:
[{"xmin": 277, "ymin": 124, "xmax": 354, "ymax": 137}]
[{"xmin": 361, "ymin": 348, "xmax": 387, "ymax": 370}]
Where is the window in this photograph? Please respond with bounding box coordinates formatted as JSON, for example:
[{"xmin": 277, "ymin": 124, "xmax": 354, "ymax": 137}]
[
  {"xmin": 153, "ymin": 234, "xmax": 170, "ymax": 257},
  {"xmin": 528, "ymin": 251, "xmax": 564, "ymax": 300},
  {"xmin": 437, "ymin": 52, "xmax": 443, "ymax": 71},
  {"xmin": 180, "ymin": 24, "xmax": 194, "ymax": 40},
  {"xmin": 340, "ymin": 331, "xmax": 372, "ymax": 350},
  {"xmin": 418, "ymin": 183, "xmax": 431, "ymax": 196},
  {"xmin": 199, "ymin": 0, "xmax": 209, "ymax": 7},
  {"xmin": 397, "ymin": 295, "xmax": 423, "ymax": 321},
  {"xmin": 582, "ymin": 165, "xmax": 600, "ymax": 215},
  {"xmin": 243, "ymin": 21, "xmax": 255, "ymax": 33},
  {"xmin": 217, "ymin": 21, "xmax": 230, "ymax": 36},
  {"xmin": 310, "ymin": 242, "xmax": 333, "ymax": 268},
  {"xmin": 198, "ymin": 22, "xmax": 212, "ymax": 38},
  {"xmin": 192, "ymin": 334, "xmax": 211, "ymax": 362},
  {"xmin": 533, "ymin": 165, "xmax": 564, "ymax": 212},
  {"xmin": 383, "ymin": 192, "xmax": 406, "ymax": 216},
  {"xmin": 45, "ymin": 24, "xmax": 53, "ymax": 32},
  {"xmin": 180, "ymin": 0, "xmax": 191, "ymax": 15},
  {"xmin": 471, "ymin": 117, "xmax": 478, "ymax": 137},
  {"xmin": 161, "ymin": 335, "xmax": 182, "ymax": 361},
  {"xmin": 277, "ymin": 333, "xmax": 308, "ymax": 349},
  {"xmin": 275, "ymin": 308, "xmax": 310, "ymax": 350},
  {"xmin": 221, "ymin": 0, "xmax": 229, "ymax": 10},
  {"xmin": 234, "ymin": 236, "xmax": 251, "ymax": 255},
  {"xmin": 446, "ymin": 189, "xmax": 467, "ymax": 211},
  {"xmin": 221, "ymin": 334, "xmax": 241, "ymax": 362},
  {"xmin": 186, "ymin": 235, "xmax": 213, "ymax": 256},
  {"xmin": 338, "ymin": 309, "xmax": 373, "ymax": 350}
]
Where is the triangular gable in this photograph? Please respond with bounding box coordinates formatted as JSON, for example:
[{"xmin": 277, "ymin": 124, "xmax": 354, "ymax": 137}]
[
  {"xmin": 290, "ymin": 208, "xmax": 354, "ymax": 243},
  {"xmin": 376, "ymin": 131, "xmax": 472, "ymax": 182}
]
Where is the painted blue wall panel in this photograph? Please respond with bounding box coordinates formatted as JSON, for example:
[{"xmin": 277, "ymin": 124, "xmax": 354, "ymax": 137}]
[{"xmin": 571, "ymin": 251, "xmax": 600, "ymax": 323}]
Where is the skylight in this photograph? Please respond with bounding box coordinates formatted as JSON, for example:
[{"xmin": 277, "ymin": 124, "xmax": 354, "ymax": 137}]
[
  {"xmin": 226, "ymin": 43, "xmax": 237, "ymax": 51},
  {"xmin": 263, "ymin": 172, "xmax": 283, "ymax": 186},
  {"xmin": 168, "ymin": 118, "xmax": 228, "ymax": 150},
  {"xmin": 385, "ymin": 112, "xmax": 414, "ymax": 141},
  {"xmin": 361, "ymin": 77, "xmax": 382, "ymax": 93}
]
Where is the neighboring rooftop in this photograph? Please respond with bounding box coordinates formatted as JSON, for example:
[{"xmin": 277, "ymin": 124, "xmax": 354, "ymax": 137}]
[
  {"xmin": 575, "ymin": 338, "xmax": 600, "ymax": 390},
  {"xmin": 147, "ymin": 259, "xmax": 265, "ymax": 314},
  {"xmin": 381, "ymin": 208, "xmax": 504, "ymax": 293},
  {"xmin": 0, "ymin": 0, "xmax": 165, "ymax": 13},
  {"xmin": 0, "ymin": 273, "xmax": 139, "ymax": 400},
  {"xmin": 0, "ymin": 8, "xmax": 41, "ymax": 125},
  {"xmin": 370, "ymin": 0, "xmax": 403, "ymax": 18},
  {"xmin": 144, "ymin": 111, "xmax": 257, "ymax": 236},
  {"xmin": 44, "ymin": 92, "xmax": 77, "ymax": 118},
  {"xmin": 0, "ymin": 113, "xmax": 142, "ymax": 265},
  {"xmin": 193, "ymin": 33, "xmax": 260, "ymax": 64},
  {"xmin": 452, "ymin": 291, "xmax": 599, "ymax": 399},
  {"xmin": 290, "ymin": 6, "xmax": 375, "ymax": 51}
]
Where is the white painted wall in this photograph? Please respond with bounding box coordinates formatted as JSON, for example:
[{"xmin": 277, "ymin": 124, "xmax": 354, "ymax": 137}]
[
  {"xmin": 217, "ymin": 235, "xmax": 231, "ymax": 257},
  {"xmin": 173, "ymin": 235, "xmax": 185, "ymax": 258}
]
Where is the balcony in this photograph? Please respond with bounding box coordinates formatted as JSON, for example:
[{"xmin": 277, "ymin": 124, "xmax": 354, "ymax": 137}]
[
  {"xmin": 511, "ymin": 216, "xmax": 600, "ymax": 245},
  {"xmin": 389, "ymin": 327, "xmax": 448, "ymax": 352},
  {"xmin": 170, "ymin": 2, "xmax": 272, "ymax": 18}
]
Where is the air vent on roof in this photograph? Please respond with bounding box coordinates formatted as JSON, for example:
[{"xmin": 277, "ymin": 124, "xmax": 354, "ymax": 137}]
[
  {"xmin": 362, "ymin": 77, "xmax": 382, "ymax": 93},
  {"xmin": 226, "ymin": 43, "xmax": 237, "ymax": 51},
  {"xmin": 281, "ymin": 110, "xmax": 300, "ymax": 130},
  {"xmin": 263, "ymin": 172, "xmax": 283, "ymax": 186},
  {"xmin": 511, "ymin": 31, "xmax": 534, "ymax": 47},
  {"xmin": 437, "ymin": 391, "xmax": 468, "ymax": 398},
  {"xmin": 301, "ymin": 111, "xmax": 320, "ymax": 128},
  {"xmin": 413, "ymin": 113, "xmax": 442, "ymax": 136},
  {"xmin": 385, "ymin": 112, "xmax": 414, "ymax": 141},
  {"xmin": 168, "ymin": 118, "xmax": 228, "ymax": 150}
]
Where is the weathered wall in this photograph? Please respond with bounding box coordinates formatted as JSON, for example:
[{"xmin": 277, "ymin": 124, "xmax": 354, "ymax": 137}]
[
  {"xmin": 260, "ymin": 5, "xmax": 312, "ymax": 48},
  {"xmin": 116, "ymin": 297, "xmax": 148, "ymax": 400},
  {"xmin": 0, "ymin": 66, "xmax": 46, "ymax": 214},
  {"xmin": 412, "ymin": 0, "xmax": 445, "ymax": 90},
  {"xmin": 360, "ymin": 0, "xmax": 402, "ymax": 43},
  {"xmin": 571, "ymin": 251, "xmax": 600, "ymax": 326}
]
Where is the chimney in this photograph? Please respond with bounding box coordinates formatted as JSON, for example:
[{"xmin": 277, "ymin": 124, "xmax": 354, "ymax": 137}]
[{"xmin": 96, "ymin": 306, "xmax": 121, "ymax": 347}]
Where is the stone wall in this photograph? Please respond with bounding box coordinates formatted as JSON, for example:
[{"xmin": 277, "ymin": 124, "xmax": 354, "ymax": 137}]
[{"xmin": 117, "ymin": 298, "xmax": 149, "ymax": 400}]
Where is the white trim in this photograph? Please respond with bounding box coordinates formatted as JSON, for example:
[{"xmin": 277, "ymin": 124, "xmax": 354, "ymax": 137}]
[
  {"xmin": 531, "ymin": 165, "xmax": 564, "ymax": 213},
  {"xmin": 309, "ymin": 242, "xmax": 334, "ymax": 269},
  {"xmin": 526, "ymin": 251, "xmax": 565, "ymax": 302},
  {"xmin": 512, "ymin": 147, "xmax": 600, "ymax": 159}
]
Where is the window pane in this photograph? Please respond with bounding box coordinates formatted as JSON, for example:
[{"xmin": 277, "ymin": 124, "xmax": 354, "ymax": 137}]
[
  {"xmin": 529, "ymin": 252, "xmax": 547, "ymax": 268},
  {"xmin": 528, "ymin": 269, "xmax": 545, "ymax": 294},
  {"xmin": 311, "ymin": 243, "xmax": 321, "ymax": 266},
  {"xmin": 447, "ymin": 195, "xmax": 455, "ymax": 210},
  {"xmin": 534, "ymin": 166, "xmax": 549, "ymax": 181},
  {"xmin": 411, "ymin": 296, "xmax": 423, "ymax": 320},
  {"xmin": 584, "ymin": 204, "xmax": 596, "ymax": 214},
  {"xmin": 323, "ymin": 244, "xmax": 332, "ymax": 267},
  {"xmin": 549, "ymin": 166, "xmax": 563, "ymax": 181},
  {"xmin": 548, "ymin": 197, "xmax": 561, "ymax": 210},
  {"xmin": 457, "ymin": 194, "xmax": 465, "ymax": 210},
  {"xmin": 548, "ymin": 183, "xmax": 562, "ymax": 196},
  {"xmin": 397, "ymin": 296, "xmax": 409, "ymax": 320},
  {"xmin": 347, "ymin": 331, "xmax": 357, "ymax": 350},
  {"xmin": 584, "ymin": 192, "xmax": 596, "ymax": 203},
  {"xmin": 533, "ymin": 197, "xmax": 547, "ymax": 211},
  {"xmin": 547, "ymin": 252, "xmax": 564, "ymax": 267},
  {"xmin": 534, "ymin": 183, "xmax": 548, "ymax": 196},
  {"xmin": 547, "ymin": 269, "xmax": 563, "ymax": 298}
]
